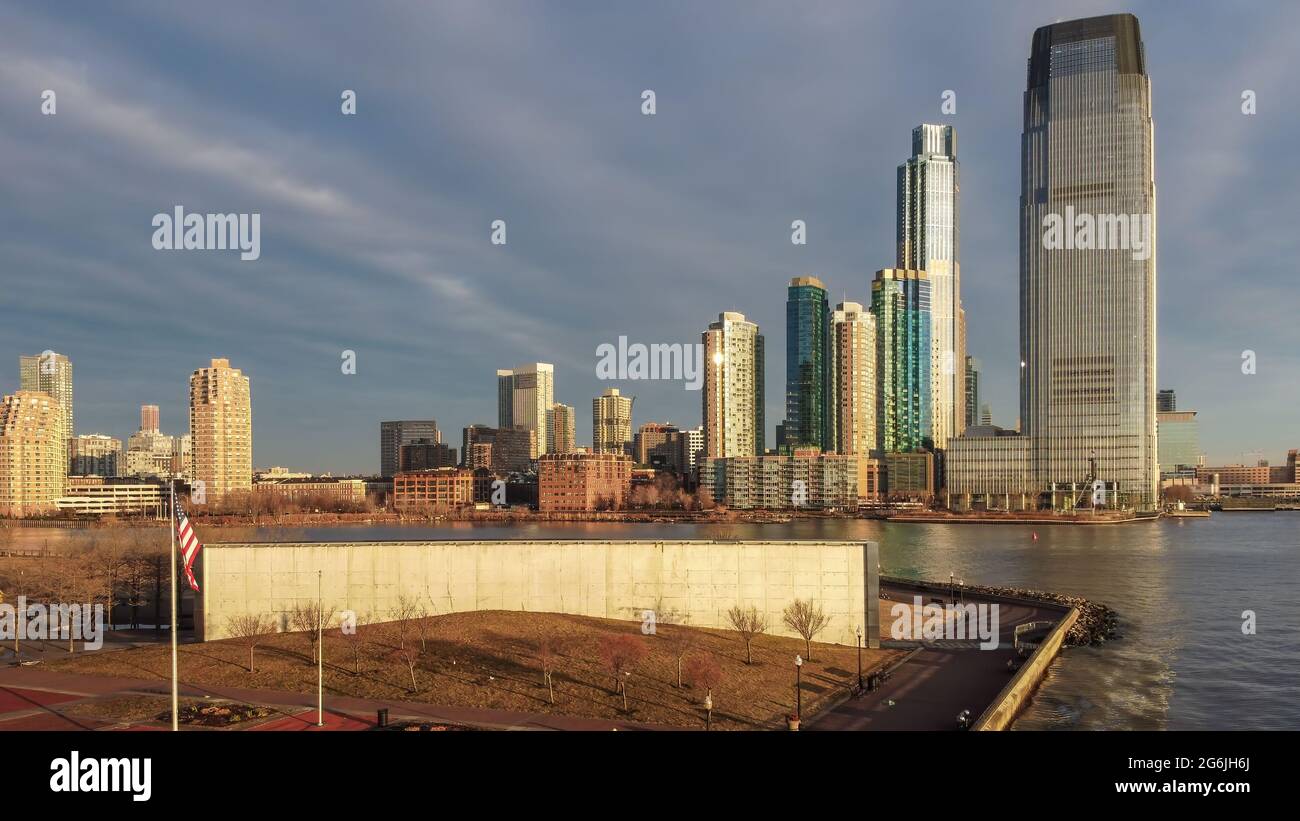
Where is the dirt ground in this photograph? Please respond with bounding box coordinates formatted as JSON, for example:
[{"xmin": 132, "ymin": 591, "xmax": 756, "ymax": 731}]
[{"xmin": 45, "ymin": 610, "xmax": 904, "ymax": 730}]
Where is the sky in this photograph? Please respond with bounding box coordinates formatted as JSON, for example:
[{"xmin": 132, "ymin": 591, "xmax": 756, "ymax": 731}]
[{"xmin": 1, "ymin": 0, "xmax": 1297, "ymax": 474}]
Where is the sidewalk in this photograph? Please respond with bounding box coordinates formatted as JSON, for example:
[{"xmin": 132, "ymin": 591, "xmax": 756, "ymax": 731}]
[{"xmin": 0, "ymin": 666, "xmax": 678, "ymax": 731}]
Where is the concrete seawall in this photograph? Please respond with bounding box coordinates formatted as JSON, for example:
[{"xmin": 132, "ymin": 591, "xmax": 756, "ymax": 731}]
[
  {"xmin": 972, "ymin": 605, "xmax": 1079, "ymax": 730},
  {"xmin": 196, "ymin": 539, "xmax": 879, "ymax": 646}
]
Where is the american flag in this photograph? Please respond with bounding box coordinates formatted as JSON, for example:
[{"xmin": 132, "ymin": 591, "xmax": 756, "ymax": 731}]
[{"xmin": 175, "ymin": 506, "xmax": 203, "ymax": 592}]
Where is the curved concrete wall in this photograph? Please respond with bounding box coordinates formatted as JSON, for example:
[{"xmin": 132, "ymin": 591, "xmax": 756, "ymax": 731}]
[
  {"xmin": 196, "ymin": 539, "xmax": 878, "ymax": 646},
  {"xmin": 972, "ymin": 606, "xmax": 1079, "ymax": 730}
]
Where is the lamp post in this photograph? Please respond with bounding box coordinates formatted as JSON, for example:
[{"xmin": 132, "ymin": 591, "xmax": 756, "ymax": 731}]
[
  {"xmin": 703, "ymin": 692, "xmax": 713, "ymax": 731},
  {"xmin": 794, "ymin": 654, "xmax": 804, "ymax": 720},
  {"xmin": 855, "ymin": 626, "xmax": 863, "ymax": 690}
]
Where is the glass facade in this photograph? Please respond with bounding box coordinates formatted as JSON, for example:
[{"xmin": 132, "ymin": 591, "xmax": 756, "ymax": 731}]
[
  {"xmin": 872, "ymin": 269, "xmax": 931, "ymax": 453},
  {"xmin": 898, "ymin": 124, "xmax": 963, "ymax": 449},
  {"xmin": 785, "ymin": 277, "xmax": 829, "ymax": 450},
  {"xmin": 1020, "ymin": 14, "xmax": 1158, "ymax": 507}
]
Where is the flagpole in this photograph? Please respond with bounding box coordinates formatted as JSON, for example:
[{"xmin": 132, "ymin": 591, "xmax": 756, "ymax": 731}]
[
  {"xmin": 316, "ymin": 569, "xmax": 324, "ymax": 727},
  {"xmin": 170, "ymin": 478, "xmax": 179, "ymax": 732}
]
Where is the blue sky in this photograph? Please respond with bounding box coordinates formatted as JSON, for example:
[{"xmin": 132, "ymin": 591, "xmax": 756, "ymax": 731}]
[{"xmin": 1, "ymin": 0, "xmax": 1296, "ymax": 473}]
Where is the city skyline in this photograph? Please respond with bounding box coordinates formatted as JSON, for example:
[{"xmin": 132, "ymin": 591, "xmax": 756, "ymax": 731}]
[{"xmin": 1, "ymin": 1, "xmax": 1296, "ymax": 473}]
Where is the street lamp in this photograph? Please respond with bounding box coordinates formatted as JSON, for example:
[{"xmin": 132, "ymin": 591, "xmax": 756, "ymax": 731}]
[
  {"xmin": 703, "ymin": 692, "xmax": 713, "ymax": 731},
  {"xmin": 794, "ymin": 655, "xmax": 804, "ymax": 720},
  {"xmin": 855, "ymin": 626, "xmax": 863, "ymax": 691}
]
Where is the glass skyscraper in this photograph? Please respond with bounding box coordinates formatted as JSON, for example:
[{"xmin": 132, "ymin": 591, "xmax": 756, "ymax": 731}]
[
  {"xmin": 1019, "ymin": 14, "xmax": 1158, "ymax": 507},
  {"xmin": 898, "ymin": 124, "xmax": 963, "ymax": 450},
  {"xmin": 785, "ymin": 276, "xmax": 829, "ymax": 450},
  {"xmin": 872, "ymin": 269, "xmax": 931, "ymax": 453}
]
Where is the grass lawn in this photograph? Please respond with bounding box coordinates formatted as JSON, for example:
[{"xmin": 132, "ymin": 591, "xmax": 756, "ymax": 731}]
[{"xmin": 45, "ymin": 611, "xmax": 904, "ymax": 730}]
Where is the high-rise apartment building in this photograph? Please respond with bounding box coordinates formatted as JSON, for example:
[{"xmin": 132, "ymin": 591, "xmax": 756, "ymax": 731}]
[
  {"xmin": 499, "ymin": 363, "xmax": 554, "ymax": 457},
  {"xmin": 898, "ymin": 124, "xmax": 964, "ymax": 449},
  {"xmin": 1020, "ymin": 13, "xmax": 1158, "ymax": 508},
  {"xmin": 871, "ymin": 269, "xmax": 932, "ymax": 453},
  {"xmin": 547, "ymin": 403, "xmax": 576, "ymax": 455},
  {"xmin": 829, "ymin": 301, "xmax": 877, "ymax": 456},
  {"xmin": 69, "ymin": 433, "xmax": 122, "ymax": 477},
  {"xmin": 379, "ymin": 420, "xmax": 439, "ymax": 478},
  {"xmin": 633, "ymin": 422, "xmax": 678, "ymax": 465},
  {"xmin": 125, "ymin": 430, "xmax": 175, "ymax": 477},
  {"xmin": 785, "ymin": 276, "xmax": 829, "ymax": 450},
  {"xmin": 703, "ymin": 312, "xmax": 764, "ymax": 458},
  {"xmin": 964, "ymin": 356, "xmax": 981, "ymax": 429},
  {"xmin": 0, "ymin": 391, "xmax": 67, "ymax": 517},
  {"xmin": 189, "ymin": 358, "xmax": 252, "ymax": 502},
  {"xmin": 19, "ymin": 352, "xmax": 73, "ymax": 445},
  {"xmin": 593, "ymin": 388, "xmax": 633, "ymax": 455}
]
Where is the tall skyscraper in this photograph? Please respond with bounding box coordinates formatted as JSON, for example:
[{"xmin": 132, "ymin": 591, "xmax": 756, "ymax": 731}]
[
  {"xmin": 872, "ymin": 269, "xmax": 931, "ymax": 453},
  {"xmin": 702, "ymin": 311, "xmax": 764, "ymax": 458},
  {"xmin": 1020, "ymin": 14, "xmax": 1158, "ymax": 507},
  {"xmin": 547, "ymin": 403, "xmax": 576, "ymax": 454},
  {"xmin": 1156, "ymin": 389, "xmax": 1176, "ymax": 413},
  {"xmin": 785, "ymin": 276, "xmax": 829, "ymax": 450},
  {"xmin": 380, "ymin": 420, "xmax": 440, "ymax": 478},
  {"xmin": 898, "ymin": 124, "xmax": 964, "ymax": 448},
  {"xmin": 140, "ymin": 404, "xmax": 160, "ymax": 433},
  {"xmin": 496, "ymin": 370, "xmax": 515, "ymax": 429},
  {"xmin": 593, "ymin": 388, "xmax": 633, "ymax": 455},
  {"xmin": 500, "ymin": 363, "xmax": 554, "ymax": 457},
  {"xmin": 189, "ymin": 358, "xmax": 252, "ymax": 502},
  {"xmin": 829, "ymin": 301, "xmax": 878, "ymax": 455},
  {"xmin": 0, "ymin": 391, "xmax": 67, "ymax": 517},
  {"xmin": 19, "ymin": 351, "xmax": 73, "ymax": 445},
  {"xmin": 964, "ymin": 356, "xmax": 981, "ymax": 429}
]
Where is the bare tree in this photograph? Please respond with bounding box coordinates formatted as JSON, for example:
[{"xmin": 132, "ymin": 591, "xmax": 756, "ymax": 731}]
[
  {"xmin": 598, "ymin": 634, "xmax": 648, "ymax": 712},
  {"xmin": 663, "ymin": 625, "xmax": 698, "ymax": 687},
  {"xmin": 387, "ymin": 598, "xmax": 422, "ymax": 692},
  {"xmin": 341, "ymin": 611, "xmax": 369, "ymax": 675},
  {"xmin": 683, "ymin": 652, "xmax": 723, "ymax": 729},
  {"xmin": 726, "ymin": 604, "xmax": 768, "ymax": 664},
  {"xmin": 226, "ymin": 613, "xmax": 275, "ymax": 673},
  {"xmin": 289, "ymin": 601, "xmax": 337, "ymax": 665},
  {"xmin": 782, "ymin": 598, "xmax": 829, "ymax": 661},
  {"xmin": 536, "ymin": 635, "xmax": 563, "ymax": 704}
]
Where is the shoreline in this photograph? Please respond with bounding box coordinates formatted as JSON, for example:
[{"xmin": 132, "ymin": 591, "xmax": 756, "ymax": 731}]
[{"xmin": 2, "ymin": 508, "xmax": 1180, "ymax": 529}]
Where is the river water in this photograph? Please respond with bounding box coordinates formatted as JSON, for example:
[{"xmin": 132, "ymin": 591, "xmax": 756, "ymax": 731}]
[{"xmin": 11, "ymin": 515, "xmax": 1297, "ymax": 729}]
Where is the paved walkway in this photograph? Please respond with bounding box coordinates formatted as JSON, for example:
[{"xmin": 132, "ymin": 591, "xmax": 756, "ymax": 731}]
[
  {"xmin": 810, "ymin": 586, "xmax": 1067, "ymax": 731},
  {"xmin": 0, "ymin": 667, "xmax": 674, "ymax": 731}
]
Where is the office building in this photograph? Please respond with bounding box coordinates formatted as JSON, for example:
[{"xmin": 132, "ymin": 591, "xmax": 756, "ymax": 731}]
[
  {"xmin": 140, "ymin": 404, "xmax": 160, "ymax": 433},
  {"xmin": 1020, "ymin": 14, "xmax": 1159, "ymax": 508},
  {"xmin": 499, "ymin": 363, "xmax": 554, "ymax": 456},
  {"xmin": 399, "ymin": 439, "xmax": 457, "ymax": 471},
  {"xmin": 1156, "ymin": 410, "xmax": 1199, "ymax": 474},
  {"xmin": 1156, "ymin": 389, "xmax": 1176, "ymax": 413},
  {"xmin": 379, "ymin": 420, "xmax": 439, "ymax": 478},
  {"xmin": 633, "ymin": 422, "xmax": 678, "ymax": 465}
]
